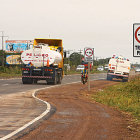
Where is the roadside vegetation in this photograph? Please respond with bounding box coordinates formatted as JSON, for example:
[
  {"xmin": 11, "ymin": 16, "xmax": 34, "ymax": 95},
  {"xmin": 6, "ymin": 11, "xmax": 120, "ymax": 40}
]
[
  {"xmin": 0, "ymin": 66, "xmax": 21, "ymax": 78},
  {"xmin": 92, "ymin": 76, "xmax": 140, "ymax": 120}
]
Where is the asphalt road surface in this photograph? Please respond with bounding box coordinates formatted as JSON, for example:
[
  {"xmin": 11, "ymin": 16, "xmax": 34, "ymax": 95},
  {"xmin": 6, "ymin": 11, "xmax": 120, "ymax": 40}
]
[
  {"xmin": 0, "ymin": 73, "xmax": 106, "ymax": 95},
  {"xmin": 0, "ymin": 73, "xmax": 106, "ymax": 139}
]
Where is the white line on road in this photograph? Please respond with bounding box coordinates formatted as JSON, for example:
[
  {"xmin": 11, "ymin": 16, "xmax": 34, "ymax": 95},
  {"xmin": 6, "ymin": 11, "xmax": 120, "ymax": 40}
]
[
  {"xmin": 0, "ymin": 78, "xmax": 106, "ymax": 140},
  {"xmin": 2, "ymin": 84, "xmax": 9, "ymax": 86}
]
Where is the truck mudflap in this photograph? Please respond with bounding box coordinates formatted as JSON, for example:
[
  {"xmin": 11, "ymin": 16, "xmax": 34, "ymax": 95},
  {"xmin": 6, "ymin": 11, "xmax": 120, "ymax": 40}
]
[
  {"xmin": 22, "ymin": 76, "xmax": 52, "ymax": 79},
  {"xmin": 107, "ymin": 73, "xmax": 129, "ymax": 77}
]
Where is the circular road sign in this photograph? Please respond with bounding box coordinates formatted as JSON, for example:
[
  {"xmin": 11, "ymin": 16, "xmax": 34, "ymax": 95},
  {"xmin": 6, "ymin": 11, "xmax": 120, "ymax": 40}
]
[
  {"xmin": 135, "ymin": 26, "xmax": 140, "ymax": 43},
  {"xmin": 85, "ymin": 48, "xmax": 93, "ymax": 57}
]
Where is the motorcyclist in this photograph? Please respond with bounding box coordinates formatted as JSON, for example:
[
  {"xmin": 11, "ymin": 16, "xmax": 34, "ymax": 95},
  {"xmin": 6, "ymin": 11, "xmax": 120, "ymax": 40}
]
[{"xmin": 81, "ymin": 68, "xmax": 88, "ymax": 84}]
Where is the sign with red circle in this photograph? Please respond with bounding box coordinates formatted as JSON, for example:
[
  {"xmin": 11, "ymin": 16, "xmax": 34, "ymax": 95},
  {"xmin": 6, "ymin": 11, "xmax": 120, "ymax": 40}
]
[
  {"xmin": 84, "ymin": 48, "xmax": 94, "ymax": 62},
  {"xmin": 135, "ymin": 26, "xmax": 140, "ymax": 43},
  {"xmin": 85, "ymin": 48, "xmax": 93, "ymax": 57},
  {"xmin": 133, "ymin": 23, "xmax": 140, "ymax": 57}
]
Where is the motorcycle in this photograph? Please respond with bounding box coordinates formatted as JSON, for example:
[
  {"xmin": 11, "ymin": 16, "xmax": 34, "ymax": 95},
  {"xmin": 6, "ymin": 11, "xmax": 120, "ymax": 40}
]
[{"xmin": 81, "ymin": 73, "xmax": 88, "ymax": 84}]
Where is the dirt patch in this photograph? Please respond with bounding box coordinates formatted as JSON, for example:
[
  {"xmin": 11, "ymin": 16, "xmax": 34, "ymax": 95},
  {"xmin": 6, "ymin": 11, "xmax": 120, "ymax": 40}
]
[{"xmin": 20, "ymin": 80, "xmax": 140, "ymax": 140}]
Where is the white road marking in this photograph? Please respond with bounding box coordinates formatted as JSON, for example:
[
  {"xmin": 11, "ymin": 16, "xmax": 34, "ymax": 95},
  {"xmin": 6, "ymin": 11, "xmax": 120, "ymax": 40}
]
[
  {"xmin": 2, "ymin": 84, "xmax": 9, "ymax": 86},
  {"xmin": 20, "ymin": 92, "xmax": 26, "ymax": 94},
  {"xmin": 0, "ymin": 77, "xmax": 106, "ymax": 140}
]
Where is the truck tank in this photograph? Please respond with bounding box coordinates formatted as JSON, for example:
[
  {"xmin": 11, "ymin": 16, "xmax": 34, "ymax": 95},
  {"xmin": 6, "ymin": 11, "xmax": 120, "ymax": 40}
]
[{"xmin": 21, "ymin": 45, "xmax": 62, "ymax": 67}]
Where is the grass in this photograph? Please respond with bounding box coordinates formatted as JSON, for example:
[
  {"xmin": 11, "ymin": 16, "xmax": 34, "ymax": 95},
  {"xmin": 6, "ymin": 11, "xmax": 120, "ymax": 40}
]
[
  {"xmin": 0, "ymin": 66, "xmax": 21, "ymax": 78},
  {"xmin": 92, "ymin": 76, "xmax": 140, "ymax": 120}
]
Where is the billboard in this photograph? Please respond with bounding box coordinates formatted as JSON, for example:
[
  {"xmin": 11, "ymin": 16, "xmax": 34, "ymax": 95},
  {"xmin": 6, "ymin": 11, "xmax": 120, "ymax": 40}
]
[
  {"xmin": 6, "ymin": 55, "xmax": 21, "ymax": 65},
  {"xmin": 5, "ymin": 40, "xmax": 33, "ymax": 53}
]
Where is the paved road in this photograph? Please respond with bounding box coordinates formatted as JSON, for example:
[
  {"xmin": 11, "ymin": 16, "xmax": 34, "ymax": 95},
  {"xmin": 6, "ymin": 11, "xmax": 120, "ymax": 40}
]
[
  {"xmin": 0, "ymin": 73, "xmax": 107, "ymax": 95},
  {"xmin": 0, "ymin": 73, "xmax": 107, "ymax": 139}
]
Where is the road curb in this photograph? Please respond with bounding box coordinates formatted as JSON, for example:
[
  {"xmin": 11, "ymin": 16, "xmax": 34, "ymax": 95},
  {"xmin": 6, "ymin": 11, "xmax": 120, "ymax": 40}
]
[
  {"xmin": 0, "ymin": 81, "xmax": 81, "ymax": 140},
  {"xmin": 0, "ymin": 79, "xmax": 106, "ymax": 140},
  {"xmin": 0, "ymin": 87, "xmax": 56, "ymax": 140}
]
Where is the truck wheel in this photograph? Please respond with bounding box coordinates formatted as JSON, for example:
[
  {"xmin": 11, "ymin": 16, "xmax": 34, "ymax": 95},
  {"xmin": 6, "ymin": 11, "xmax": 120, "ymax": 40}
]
[
  {"xmin": 57, "ymin": 74, "xmax": 62, "ymax": 84},
  {"xmin": 22, "ymin": 78, "xmax": 33, "ymax": 84},
  {"xmin": 53, "ymin": 76, "xmax": 57, "ymax": 85},
  {"xmin": 107, "ymin": 74, "xmax": 112, "ymax": 81},
  {"xmin": 27, "ymin": 78, "xmax": 33, "ymax": 84},
  {"xmin": 122, "ymin": 78, "xmax": 128, "ymax": 82},
  {"xmin": 22, "ymin": 77, "xmax": 28, "ymax": 84},
  {"xmin": 46, "ymin": 81, "xmax": 51, "ymax": 85},
  {"xmin": 34, "ymin": 79, "xmax": 38, "ymax": 84}
]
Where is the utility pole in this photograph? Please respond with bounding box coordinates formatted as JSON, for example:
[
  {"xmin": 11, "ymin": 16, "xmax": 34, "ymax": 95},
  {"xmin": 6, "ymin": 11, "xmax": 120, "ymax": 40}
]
[
  {"xmin": 0, "ymin": 31, "xmax": 8, "ymax": 66},
  {"xmin": 88, "ymin": 62, "xmax": 90, "ymax": 91}
]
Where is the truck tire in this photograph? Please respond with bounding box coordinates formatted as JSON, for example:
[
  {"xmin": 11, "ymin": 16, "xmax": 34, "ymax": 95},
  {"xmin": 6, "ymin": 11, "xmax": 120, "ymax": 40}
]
[
  {"xmin": 22, "ymin": 77, "xmax": 33, "ymax": 84},
  {"xmin": 122, "ymin": 78, "xmax": 128, "ymax": 82},
  {"xmin": 53, "ymin": 76, "xmax": 57, "ymax": 85},
  {"xmin": 57, "ymin": 74, "xmax": 62, "ymax": 84},
  {"xmin": 107, "ymin": 74, "xmax": 112, "ymax": 81},
  {"xmin": 22, "ymin": 77, "xmax": 28, "ymax": 84},
  {"xmin": 28, "ymin": 79, "xmax": 33, "ymax": 84},
  {"xmin": 34, "ymin": 79, "xmax": 38, "ymax": 84},
  {"xmin": 48, "ymin": 75, "xmax": 57, "ymax": 85}
]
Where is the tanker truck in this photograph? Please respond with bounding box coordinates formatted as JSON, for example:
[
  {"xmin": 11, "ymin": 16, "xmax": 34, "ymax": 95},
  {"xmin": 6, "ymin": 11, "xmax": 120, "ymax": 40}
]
[
  {"xmin": 21, "ymin": 38, "xmax": 64, "ymax": 84},
  {"xmin": 107, "ymin": 55, "xmax": 131, "ymax": 82}
]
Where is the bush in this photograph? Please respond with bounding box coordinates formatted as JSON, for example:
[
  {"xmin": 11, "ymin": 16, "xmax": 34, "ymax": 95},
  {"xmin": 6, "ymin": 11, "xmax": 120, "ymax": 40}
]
[{"xmin": 0, "ymin": 66, "xmax": 21, "ymax": 77}]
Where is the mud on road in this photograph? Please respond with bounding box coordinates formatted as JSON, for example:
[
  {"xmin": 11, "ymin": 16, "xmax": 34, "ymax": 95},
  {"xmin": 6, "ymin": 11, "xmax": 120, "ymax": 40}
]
[{"xmin": 20, "ymin": 80, "xmax": 140, "ymax": 140}]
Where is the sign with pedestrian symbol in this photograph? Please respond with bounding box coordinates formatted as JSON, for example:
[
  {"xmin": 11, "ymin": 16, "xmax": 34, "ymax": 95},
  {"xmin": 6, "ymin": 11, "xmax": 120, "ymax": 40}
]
[
  {"xmin": 84, "ymin": 48, "xmax": 94, "ymax": 62},
  {"xmin": 133, "ymin": 23, "xmax": 140, "ymax": 57}
]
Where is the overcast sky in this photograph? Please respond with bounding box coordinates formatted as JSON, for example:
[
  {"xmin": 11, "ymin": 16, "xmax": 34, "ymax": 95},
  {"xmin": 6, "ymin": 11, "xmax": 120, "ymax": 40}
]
[{"xmin": 0, "ymin": 0, "xmax": 140, "ymax": 63}]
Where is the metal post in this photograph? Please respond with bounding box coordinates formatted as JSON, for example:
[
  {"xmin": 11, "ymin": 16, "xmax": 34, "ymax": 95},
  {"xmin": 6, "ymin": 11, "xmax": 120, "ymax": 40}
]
[
  {"xmin": 2, "ymin": 33, "xmax": 4, "ymax": 66},
  {"xmin": 88, "ymin": 62, "xmax": 90, "ymax": 91}
]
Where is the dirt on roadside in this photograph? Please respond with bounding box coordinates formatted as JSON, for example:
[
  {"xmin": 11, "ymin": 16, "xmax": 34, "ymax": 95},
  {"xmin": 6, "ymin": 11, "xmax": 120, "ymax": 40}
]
[{"xmin": 20, "ymin": 80, "xmax": 140, "ymax": 140}]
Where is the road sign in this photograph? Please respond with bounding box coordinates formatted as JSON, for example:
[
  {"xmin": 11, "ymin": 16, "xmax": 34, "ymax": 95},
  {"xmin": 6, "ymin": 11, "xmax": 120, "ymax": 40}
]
[
  {"xmin": 84, "ymin": 48, "xmax": 94, "ymax": 62},
  {"xmin": 133, "ymin": 23, "xmax": 140, "ymax": 57}
]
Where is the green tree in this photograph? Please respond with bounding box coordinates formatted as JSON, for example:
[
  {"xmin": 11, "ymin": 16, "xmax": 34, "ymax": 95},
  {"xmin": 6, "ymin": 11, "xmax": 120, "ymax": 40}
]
[
  {"xmin": 0, "ymin": 50, "xmax": 5, "ymax": 66},
  {"xmin": 97, "ymin": 58, "xmax": 110, "ymax": 66},
  {"xmin": 69, "ymin": 52, "xmax": 83, "ymax": 67}
]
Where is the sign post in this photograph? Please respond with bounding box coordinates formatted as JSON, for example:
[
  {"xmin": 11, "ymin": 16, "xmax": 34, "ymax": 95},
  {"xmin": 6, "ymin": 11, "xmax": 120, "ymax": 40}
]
[
  {"xmin": 84, "ymin": 48, "xmax": 94, "ymax": 91},
  {"xmin": 133, "ymin": 23, "xmax": 140, "ymax": 57},
  {"xmin": 88, "ymin": 62, "xmax": 90, "ymax": 91}
]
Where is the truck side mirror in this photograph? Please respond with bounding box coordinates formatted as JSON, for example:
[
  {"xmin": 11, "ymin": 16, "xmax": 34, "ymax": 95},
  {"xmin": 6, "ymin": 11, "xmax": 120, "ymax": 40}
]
[{"xmin": 64, "ymin": 51, "xmax": 66, "ymax": 58}]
